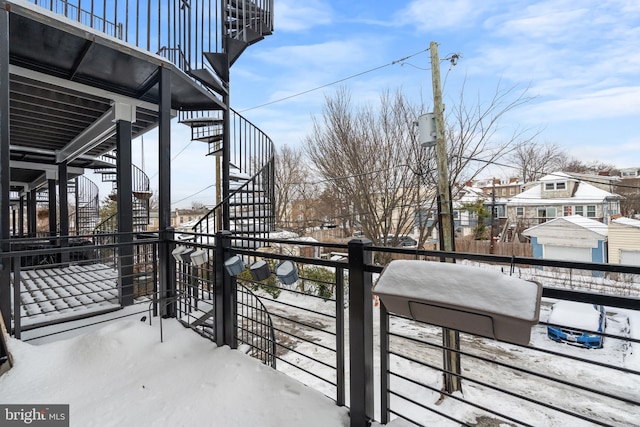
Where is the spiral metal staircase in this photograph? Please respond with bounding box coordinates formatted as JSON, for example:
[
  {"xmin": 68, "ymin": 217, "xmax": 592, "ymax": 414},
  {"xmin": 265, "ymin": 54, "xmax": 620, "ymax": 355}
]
[
  {"xmin": 68, "ymin": 176, "xmax": 100, "ymax": 235},
  {"xmin": 182, "ymin": 0, "xmax": 276, "ymax": 245},
  {"xmin": 93, "ymin": 152, "xmax": 152, "ymax": 234}
]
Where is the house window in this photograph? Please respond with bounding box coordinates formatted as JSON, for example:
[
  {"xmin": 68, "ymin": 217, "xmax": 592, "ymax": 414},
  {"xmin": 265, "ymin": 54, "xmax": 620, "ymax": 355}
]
[
  {"xmin": 574, "ymin": 206, "xmax": 584, "ymax": 216},
  {"xmin": 563, "ymin": 206, "xmax": 572, "ymax": 216},
  {"xmin": 516, "ymin": 207, "xmax": 524, "ymax": 217},
  {"xmin": 510, "ymin": 187, "xmax": 515, "ymax": 195},
  {"xmin": 544, "ymin": 182, "xmax": 567, "ymax": 191},
  {"xmin": 587, "ymin": 205, "xmax": 596, "ymax": 218},
  {"xmin": 501, "ymin": 188, "xmax": 506, "ymax": 196},
  {"xmin": 538, "ymin": 207, "xmax": 557, "ymax": 218},
  {"xmin": 297, "ymin": 213, "xmax": 304, "ymax": 221}
]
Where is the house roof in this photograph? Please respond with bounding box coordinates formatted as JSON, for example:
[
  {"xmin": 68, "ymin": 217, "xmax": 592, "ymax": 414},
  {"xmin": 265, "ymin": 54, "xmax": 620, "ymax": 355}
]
[
  {"xmin": 538, "ymin": 172, "xmax": 573, "ymax": 182},
  {"xmin": 508, "ymin": 174, "xmax": 620, "ymax": 206},
  {"xmin": 612, "ymin": 217, "xmax": 640, "ymax": 229},
  {"xmin": 522, "ymin": 215, "xmax": 608, "ymax": 238}
]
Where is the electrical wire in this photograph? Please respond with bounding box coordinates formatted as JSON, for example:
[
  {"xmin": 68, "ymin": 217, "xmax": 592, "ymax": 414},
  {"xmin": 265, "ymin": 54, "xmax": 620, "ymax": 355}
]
[
  {"xmin": 238, "ymin": 47, "xmax": 431, "ymax": 113},
  {"xmin": 171, "ymin": 184, "xmax": 215, "ymax": 206}
]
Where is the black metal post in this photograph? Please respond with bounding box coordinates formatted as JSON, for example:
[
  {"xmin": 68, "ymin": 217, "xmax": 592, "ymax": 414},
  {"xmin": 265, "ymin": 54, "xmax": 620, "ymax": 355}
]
[
  {"xmin": 380, "ymin": 301, "xmax": 390, "ymax": 424},
  {"xmin": 0, "ymin": 5, "xmax": 10, "ymax": 337},
  {"xmin": 116, "ymin": 119, "xmax": 134, "ymax": 306},
  {"xmin": 12, "ymin": 257, "xmax": 20, "ymax": 340},
  {"xmin": 74, "ymin": 177, "xmax": 79, "ymax": 236},
  {"xmin": 18, "ymin": 194, "xmax": 24, "ymax": 237},
  {"xmin": 336, "ymin": 267, "xmax": 345, "ymax": 407},
  {"xmin": 158, "ymin": 66, "xmax": 175, "ymax": 317},
  {"xmin": 152, "ymin": 242, "xmax": 158, "ymax": 317},
  {"xmin": 59, "ymin": 162, "xmax": 69, "ymax": 264},
  {"xmin": 348, "ymin": 238, "xmax": 374, "ymax": 427},
  {"xmin": 28, "ymin": 189, "xmax": 36, "ymax": 237},
  {"xmin": 215, "ymin": 231, "xmax": 236, "ymax": 348},
  {"xmin": 48, "ymin": 178, "xmax": 57, "ymax": 241}
]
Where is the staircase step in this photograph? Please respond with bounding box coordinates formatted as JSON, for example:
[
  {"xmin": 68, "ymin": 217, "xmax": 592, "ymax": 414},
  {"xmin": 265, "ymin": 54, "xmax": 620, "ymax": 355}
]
[
  {"xmin": 191, "ymin": 133, "xmax": 223, "ymax": 143},
  {"xmin": 189, "ymin": 69, "xmax": 228, "ymax": 96},
  {"xmin": 181, "ymin": 117, "xmax": 224, "ymax": 128},
  {"xmin": 206, "ymin": 147, "xmax": 223, "ymax": 157}
]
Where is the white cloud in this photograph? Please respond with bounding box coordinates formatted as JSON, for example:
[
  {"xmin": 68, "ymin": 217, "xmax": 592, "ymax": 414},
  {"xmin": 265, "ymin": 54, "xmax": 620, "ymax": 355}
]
[
  {"xmin": 255, "ymin": 39, "xmax": 373, "ymax": 71},
  {"xmin": 394, "ymin": 0, "xmax": 498, "ymax": 32},
  {"xmin": 275, "ymin": 0, "xmax": 333, "ymax": 32},
  {"xmin": 527, "ymin": 86, "xmax": 640, "ymax": 122}
]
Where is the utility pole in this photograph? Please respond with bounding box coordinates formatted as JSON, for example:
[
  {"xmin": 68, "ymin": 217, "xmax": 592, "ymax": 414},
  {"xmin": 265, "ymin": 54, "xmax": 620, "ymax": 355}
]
[{"xmin": 430, "ymin": 41, "xmax": 462, "ymax": 394}]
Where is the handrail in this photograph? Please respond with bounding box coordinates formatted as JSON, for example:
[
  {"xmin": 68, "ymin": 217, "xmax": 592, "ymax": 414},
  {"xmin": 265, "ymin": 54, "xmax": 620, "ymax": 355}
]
[
  {"xmin": 191, "ymin": 107, "xmax": 275, "ymax": 241},
  {"xmin": 27, "ymin": 0, "xmax": 274, "ymax": 75}
]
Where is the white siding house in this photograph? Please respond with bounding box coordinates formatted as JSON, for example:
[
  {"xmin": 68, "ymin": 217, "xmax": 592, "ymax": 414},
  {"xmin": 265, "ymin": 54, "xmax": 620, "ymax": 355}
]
[
  {"xmin": 608, "ymin": 217, "xmax": 640, "ymax": 266},
  {"xmin": 506, "ymin": 172, "xmax": 622, "ymax": 231},
  {"xmin": 522, "ymin": 215, "xmax": 608, "ymax": 265}
]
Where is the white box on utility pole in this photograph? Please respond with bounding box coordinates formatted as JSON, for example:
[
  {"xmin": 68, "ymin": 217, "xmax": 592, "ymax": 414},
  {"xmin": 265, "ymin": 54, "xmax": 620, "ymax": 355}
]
[{"xmin": 418, "ymin": 112, "xmax": 436, "ymax": 148}]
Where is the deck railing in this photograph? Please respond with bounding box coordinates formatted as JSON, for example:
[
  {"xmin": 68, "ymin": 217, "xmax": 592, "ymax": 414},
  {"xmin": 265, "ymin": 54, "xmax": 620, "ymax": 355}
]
[
  {"xmin": 3, "ymin": 232, "xmax": 639, "ymax": 426},
  {"xmin": 4, "ymin": 232, "xmax": 159, "ymax": 339},
  {"xmin": 26, "ymin": 0, "xmax": 274, "ymax": 74}
]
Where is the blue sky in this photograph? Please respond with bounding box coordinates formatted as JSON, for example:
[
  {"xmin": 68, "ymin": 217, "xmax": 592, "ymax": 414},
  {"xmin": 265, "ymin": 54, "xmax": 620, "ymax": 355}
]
[{"xmin": 111, "ymin": 0, "xmax": 640, "ymax": 208}]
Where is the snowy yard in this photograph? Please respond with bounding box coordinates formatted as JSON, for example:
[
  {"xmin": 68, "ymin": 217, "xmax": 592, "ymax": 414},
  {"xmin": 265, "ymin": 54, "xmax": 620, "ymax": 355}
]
[{"xmin": 2, "ymin": 261, "xmax": 639, "ymax": 426}]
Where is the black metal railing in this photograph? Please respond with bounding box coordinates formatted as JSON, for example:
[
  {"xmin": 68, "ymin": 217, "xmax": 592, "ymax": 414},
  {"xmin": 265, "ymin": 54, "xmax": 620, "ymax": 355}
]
[
  {"xmin": 4, "ymin": 232, "xmax": 159, "ymax": 340},
  {"xmin": 4, "ymin": 231, "xmax": 639, "ymax": 426},
  {"xmin": 69, "ymin": 176, "xmax": 100, "ymax": 235},
  {"xmin": 191, "ymin": 108, "xmax": 275, "ymax": 243},
  {"xmin": 27, "ymin": 0, "xmax": 274, "ymax": 75}
]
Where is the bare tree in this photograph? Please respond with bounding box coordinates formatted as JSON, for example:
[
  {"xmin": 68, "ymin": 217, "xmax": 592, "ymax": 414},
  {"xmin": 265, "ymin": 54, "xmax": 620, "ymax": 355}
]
[
  {"xmin": 305, "ymin": 88, "xmax": 425, "ymax": 247},
  {"xmin": 305, "ymin": 82, "xmax": 536, "ymax": 250},
  {"xmin": 560, "ymin": 158, "xmax": 616, "ymax": 175},
  {"xmin": 413, "ymin": 80, "xmax": 538, "ymax": 244},
  {"xmin": 274, "ymin": 145, "xmax": 309, "ymax": 230},
  {"xmin": 509, "ymin": 141, "xmax": 567, "ymax": 183}
]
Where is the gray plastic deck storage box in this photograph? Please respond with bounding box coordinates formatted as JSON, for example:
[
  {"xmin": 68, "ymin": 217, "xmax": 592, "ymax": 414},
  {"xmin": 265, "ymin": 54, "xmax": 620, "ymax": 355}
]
[
  {"xmin": 373, "ymin": 260, "xmax": 542, "ymax": 345},
  {"xmin": 276, "ymin": 260, "xmax": 299, "ymax": 285},
  {"xmin": 224, "ymin": 255, "xmax": 245, "ymax": 276}
]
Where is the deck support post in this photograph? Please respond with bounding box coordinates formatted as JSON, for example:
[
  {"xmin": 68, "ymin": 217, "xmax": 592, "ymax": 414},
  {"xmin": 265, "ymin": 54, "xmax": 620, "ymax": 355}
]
[
  {"xmin": 58, "ymin": 162, "xmax": 69, "ymax": 264},
  {"xmin": 348, "ymin": 238, "xmax": 374, "ymax": 427},
  {"xmin": 27, "ymin": 189, "xmax": 36, "ymax": 238},
  {"xmin": 215, "ymin": 230, "xmax": 237, "ymax": 348},
  {"xmin": 0, "ymin": 6, "xmax": 11, "ymax": 339},
  {"xmin": 116, "ymin": 119, "xmax": 134, "ymax": 306},
  {"xmin": 158, "ymin": 66, "xmax": 175, "ymax": 317},
  {"xmin": 47, "ymin": 177, "xmax": 57, "ymax": 242}
]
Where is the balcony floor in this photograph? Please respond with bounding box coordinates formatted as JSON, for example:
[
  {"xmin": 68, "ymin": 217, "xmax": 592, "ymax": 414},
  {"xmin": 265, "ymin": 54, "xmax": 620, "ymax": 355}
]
[{"xmin": 12, "ymin": 264, "xmax": 119, "ymax": 329}]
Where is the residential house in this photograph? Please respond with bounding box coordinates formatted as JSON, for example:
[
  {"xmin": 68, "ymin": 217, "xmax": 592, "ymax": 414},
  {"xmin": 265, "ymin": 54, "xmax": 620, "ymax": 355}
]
[
  {"xmin": 173, "ymin": 207, "xmax": 209, "ymax": 230},
  {"xmin": 506, "ymin": 172, "xmax": 622, "ymax": 237},
  {"xmin": 615, "ymin": 167, "xmax": 640, "ymax": 217},
  {"xmin": 474, "ymin": 177, "xmax": 523, "ymax": 199},
  {"xmin": 608, "ymin": 217, "xmax": 640, "ymax": 266},
  {"xmin": 522, "ymin": 215, "xmax": 608, "ymax": 268}
]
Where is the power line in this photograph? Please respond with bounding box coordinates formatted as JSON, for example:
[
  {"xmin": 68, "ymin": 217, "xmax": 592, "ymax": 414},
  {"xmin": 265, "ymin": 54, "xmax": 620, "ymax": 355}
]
[
  {"xmin": 172, "ymin": 184, "xmax": 215, "ymax": 206},
  {"xmin": 238, "ymin": 47, "xmax": 431, "ymax": 113}
]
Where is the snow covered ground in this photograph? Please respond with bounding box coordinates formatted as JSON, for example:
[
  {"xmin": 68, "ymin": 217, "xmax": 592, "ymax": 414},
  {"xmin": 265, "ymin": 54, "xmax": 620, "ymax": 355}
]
[
  {"xmin": 1, "ymin": 318, "xmax": 350, "ymax": 427},
  {"xmin": 2, "ymin": 262, "xmax": 639, "ymax": 426}
]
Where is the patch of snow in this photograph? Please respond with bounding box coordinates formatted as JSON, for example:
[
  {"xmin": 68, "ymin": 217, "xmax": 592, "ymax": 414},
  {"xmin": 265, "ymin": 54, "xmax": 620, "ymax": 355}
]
[
  {"xmin": 1, "ymin": 320, "xmax": 349, "ymax": 427},
  {"xmin": 547, "ymin": 301, "xmax": 601, "ymax": 331}
]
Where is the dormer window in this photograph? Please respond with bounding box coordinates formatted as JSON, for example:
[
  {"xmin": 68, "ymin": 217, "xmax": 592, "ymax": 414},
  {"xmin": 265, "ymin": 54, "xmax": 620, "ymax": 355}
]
[{"xmin": 544, "ymin": 181, "xmax": 567, "ymax": 191}]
